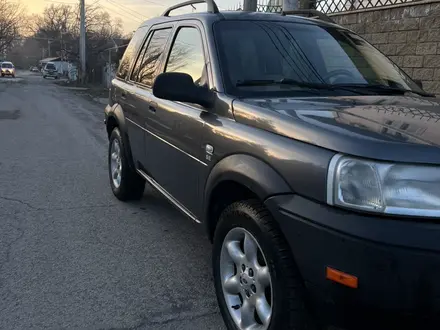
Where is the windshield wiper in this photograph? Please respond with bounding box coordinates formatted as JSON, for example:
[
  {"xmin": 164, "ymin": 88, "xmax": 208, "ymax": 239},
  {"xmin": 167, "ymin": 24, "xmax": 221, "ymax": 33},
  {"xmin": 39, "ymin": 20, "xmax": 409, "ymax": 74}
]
[
  {"xmin": 235, "ymin": 79, "xmax": 435, "ymax": 97},
  {"xmin": 333, "ymin": 83, "xmax": 434, "ymax": 97},
  {"xmin": 235, "ymin": 79, "xmax": 373, "ymax": 95},
  {"xmin": 235, "ymin": 79, "xmax": 335, "ymax": 90}
]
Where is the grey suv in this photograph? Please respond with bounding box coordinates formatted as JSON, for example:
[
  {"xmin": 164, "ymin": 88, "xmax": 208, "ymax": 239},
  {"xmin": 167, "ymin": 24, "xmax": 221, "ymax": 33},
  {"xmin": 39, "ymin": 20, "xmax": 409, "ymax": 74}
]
[{"xmin": 104, "ymin": 1, "xmax": 440, "ymax": 329}]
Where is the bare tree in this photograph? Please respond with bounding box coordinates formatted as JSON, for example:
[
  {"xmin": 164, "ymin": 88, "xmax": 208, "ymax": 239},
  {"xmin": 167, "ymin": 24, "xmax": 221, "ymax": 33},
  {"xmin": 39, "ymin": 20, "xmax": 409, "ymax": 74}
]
[
  {"xmin": 15, "ymin": 2, "xmax": 124, "ymax": 82},
  {"xmin": 0, "ymin": 0, "xmax": 24, "ymax": 54},
  {"xmin": 28, "ymin": 3, "xmax": 122, "ymax": 61}
]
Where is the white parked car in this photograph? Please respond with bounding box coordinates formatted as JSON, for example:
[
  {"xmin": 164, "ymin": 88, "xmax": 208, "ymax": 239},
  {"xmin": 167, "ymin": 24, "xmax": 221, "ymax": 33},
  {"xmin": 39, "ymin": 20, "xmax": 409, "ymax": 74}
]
[{"xmin": 43, "ymin": 62, "xmax": 59, "ymax": 79}]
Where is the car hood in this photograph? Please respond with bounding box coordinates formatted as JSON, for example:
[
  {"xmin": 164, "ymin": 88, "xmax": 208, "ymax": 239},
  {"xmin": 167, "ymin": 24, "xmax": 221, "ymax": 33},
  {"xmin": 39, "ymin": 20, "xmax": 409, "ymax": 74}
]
[{"xmin": 232, "ymin": 95, "xmax": 440, "ymax": 164}]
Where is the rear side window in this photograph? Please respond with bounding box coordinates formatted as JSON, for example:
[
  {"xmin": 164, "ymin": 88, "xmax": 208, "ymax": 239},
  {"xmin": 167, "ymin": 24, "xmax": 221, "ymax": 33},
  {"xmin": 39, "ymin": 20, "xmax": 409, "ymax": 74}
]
[
  {"xmin": 165, "ymin": 27, "xmax": 206, "ymax": 86},
  {"xmin": 130, "ymin": 33, "xmax": 153, "ymax": 82},
  {"xmin": 134, "ymin": 28, "xmax": 172, "ymax": 87},
  {"xmin": 116, "ymin": 26, "xmax": 148, "ymax": 80}
]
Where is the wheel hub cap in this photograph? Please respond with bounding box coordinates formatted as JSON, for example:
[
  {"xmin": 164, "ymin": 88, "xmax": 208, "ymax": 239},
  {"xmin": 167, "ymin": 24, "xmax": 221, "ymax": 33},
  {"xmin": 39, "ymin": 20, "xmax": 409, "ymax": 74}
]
[
  {"xmin": 110, "ymin": 139, "xmax": 122, "ymax": 188},
  {"xmin": 220, "ymin": 227, "xmax": 273, "ymax": 330}
]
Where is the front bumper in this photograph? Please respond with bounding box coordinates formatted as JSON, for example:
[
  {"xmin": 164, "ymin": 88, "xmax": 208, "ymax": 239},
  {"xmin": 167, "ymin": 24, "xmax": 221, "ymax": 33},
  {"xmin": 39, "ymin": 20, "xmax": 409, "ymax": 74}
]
[
  {"xmin": 1, "ymin": 70, "xmax": 14, "ymax": 75},
  {"xmin": 265, "ymin": 194, "xmax": 440, "ymax": 329}
]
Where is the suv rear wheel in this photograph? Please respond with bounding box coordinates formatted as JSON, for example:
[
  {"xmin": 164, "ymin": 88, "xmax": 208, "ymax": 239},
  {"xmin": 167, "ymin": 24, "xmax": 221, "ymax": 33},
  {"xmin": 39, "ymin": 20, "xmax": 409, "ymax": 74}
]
[
  {"xmin": 108, "ymin": 127, "xmax": 145, "ymax": 201},
  {"xmin": 213, "ymin": 200, "xmax": 316, "ymax": 330}
]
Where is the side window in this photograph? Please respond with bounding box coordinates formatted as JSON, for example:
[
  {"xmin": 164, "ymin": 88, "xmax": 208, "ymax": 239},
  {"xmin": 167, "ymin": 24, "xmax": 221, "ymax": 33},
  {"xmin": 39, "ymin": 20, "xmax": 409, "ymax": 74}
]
[
  {"xmin": 136, "ymin": 28, "xmax": 172, "ymax": 87},
  {"xmin": 130, "ymin": 33, "xmax": 152, "ymax": 82},
  {"xmin": 165, "ymin": 27, "xmax": 206, "ymax": 86},
  {"xmin": 116, "ymin": 26, "xmax": 148, "ymax": 80}
]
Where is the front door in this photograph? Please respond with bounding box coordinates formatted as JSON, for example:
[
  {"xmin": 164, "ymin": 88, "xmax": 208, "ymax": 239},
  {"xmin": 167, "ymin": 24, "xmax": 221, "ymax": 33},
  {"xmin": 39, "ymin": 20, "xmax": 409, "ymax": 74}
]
[{"xmin": 144, "ymin": 24, "xmax": 210, "ymax": 215}]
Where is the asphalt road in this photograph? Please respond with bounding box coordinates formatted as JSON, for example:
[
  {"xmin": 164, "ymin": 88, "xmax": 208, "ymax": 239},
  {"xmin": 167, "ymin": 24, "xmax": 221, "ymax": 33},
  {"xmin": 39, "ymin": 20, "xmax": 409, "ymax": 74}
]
[{"xmin": 0, "ymin": 71, "xmax": 225, "ymax": 330}]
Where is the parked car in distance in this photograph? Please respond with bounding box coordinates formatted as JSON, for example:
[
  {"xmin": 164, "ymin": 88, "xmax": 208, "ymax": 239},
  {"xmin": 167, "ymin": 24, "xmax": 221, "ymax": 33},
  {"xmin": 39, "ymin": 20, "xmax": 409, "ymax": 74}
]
[
  {"xmin": 43, "ymin": 62, "xmax": 59, "ymax": 79},
  {"xmin": 104, "ymin": 2, "xmax": 440, "ymax": 330},
  {"xmin": 1, "ymin": 61, "xmax": 15, "ymax": 78},
  {"xmin": 30, "ymin": 66, "xmax": 39, "ymax": 72}
]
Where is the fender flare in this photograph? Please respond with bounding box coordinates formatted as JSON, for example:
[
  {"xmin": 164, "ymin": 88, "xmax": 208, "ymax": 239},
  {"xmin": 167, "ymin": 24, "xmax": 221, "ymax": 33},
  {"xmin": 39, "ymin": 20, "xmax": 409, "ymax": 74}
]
[
  {"xmin": 106, "ymin": 104, "xmax": 136, "ymax": 170},
  {"xmin": 203, "ymin": 154, "xmax": 292, "ymax": 235},
  {"xmin": 107, "ymin": 104, "xmax": 128, "ymax": 136}
]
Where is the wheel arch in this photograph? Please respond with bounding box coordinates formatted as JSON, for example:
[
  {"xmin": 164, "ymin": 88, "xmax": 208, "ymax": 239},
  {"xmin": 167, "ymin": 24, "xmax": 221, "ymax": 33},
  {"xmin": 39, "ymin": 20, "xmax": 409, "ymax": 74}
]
[
  {"xmin": 106, "ymin": 104, "xmax": 136, "ymax": 170},
  {"xmin": 106, "ymin": 104, "xmax": 127, "ymax": 137},
  {"xmin": 203, "ymin": 154, "xmax": 292, "ymax": 242}
]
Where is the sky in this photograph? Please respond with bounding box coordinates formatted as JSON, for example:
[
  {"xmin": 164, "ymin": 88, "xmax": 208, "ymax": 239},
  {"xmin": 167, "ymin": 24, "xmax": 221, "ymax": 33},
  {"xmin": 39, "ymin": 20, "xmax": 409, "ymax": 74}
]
[{"xmin": 25, "ymin": 0, "xmax": 243, "ymax": 33}]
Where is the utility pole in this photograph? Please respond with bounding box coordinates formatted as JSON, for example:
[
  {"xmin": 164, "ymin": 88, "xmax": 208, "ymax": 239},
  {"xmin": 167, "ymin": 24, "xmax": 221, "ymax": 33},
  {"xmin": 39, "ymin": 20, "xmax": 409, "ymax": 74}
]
[
  {"xmin": 60, "ymin": 31, "xmax": 63, "ymax": 61},
  {"xmin": 108, "ymin": 49, "xmax": 112, "ymax": 88},
  {"xmin": 79, "ymin": 0, "xmax": 86, "ymax": 82},
  {"xmin": 243, "ymin": 0, "xmax": 257, "ymax": 11},
  {"xmin": 283, "ymin": 0, "xmax": 299, "ymax": 11},
  {"xmin": 48, "ymin": 39, "xmax": 51, "ymax": 57}
]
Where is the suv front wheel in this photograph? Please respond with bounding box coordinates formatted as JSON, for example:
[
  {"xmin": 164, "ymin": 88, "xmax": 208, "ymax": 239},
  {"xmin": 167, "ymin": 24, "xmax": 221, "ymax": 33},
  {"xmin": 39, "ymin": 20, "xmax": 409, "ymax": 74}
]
[
  {"xmin": 108, "ymin": 127, "xmax": 145, "ymax": 201},
  {"xmin": 213, "ymin": 200, "xmax": 316, "ymax": 330}
]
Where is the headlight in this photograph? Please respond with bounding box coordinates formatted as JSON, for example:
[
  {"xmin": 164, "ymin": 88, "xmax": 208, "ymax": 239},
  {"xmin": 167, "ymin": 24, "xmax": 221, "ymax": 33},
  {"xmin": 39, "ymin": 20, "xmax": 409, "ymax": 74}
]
[{"xmin": 327, "ymin": 154, "xmax": 440, "ymax": 217}]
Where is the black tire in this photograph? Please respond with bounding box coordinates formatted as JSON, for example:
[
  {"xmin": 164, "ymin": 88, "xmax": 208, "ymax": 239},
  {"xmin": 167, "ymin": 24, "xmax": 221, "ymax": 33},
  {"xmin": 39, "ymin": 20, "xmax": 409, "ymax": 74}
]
[
  {"xmin": 43, "ymin": 76, "xmax": 46, "ymax": 79},
  {"xmin": 108, "ymin": 127, "xmax": 145, "ymax": 201},
  {"xmin": 213, "ymin": 200, "xmax": 317, "ymax": 330}
]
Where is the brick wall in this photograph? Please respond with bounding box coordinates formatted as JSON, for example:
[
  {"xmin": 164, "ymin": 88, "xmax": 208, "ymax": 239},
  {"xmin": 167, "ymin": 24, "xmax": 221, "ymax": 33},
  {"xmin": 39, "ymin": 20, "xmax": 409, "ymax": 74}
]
[{"xmin": 330, "ymin": 0, "xmax": 440, "ymax": 96}]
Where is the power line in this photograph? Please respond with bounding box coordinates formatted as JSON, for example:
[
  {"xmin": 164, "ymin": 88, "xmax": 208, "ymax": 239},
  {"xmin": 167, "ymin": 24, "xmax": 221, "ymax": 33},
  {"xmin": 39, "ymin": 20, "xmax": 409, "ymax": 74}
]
[
  {"xmin": 101, "ymin": 3, "xmax": 144, "ymax": 23},
  {"xmin": 106, "ymin": 0, "xmax": 146, "ymax": 20},
  {"xmin": 44, "ymin": 0, "xmax": 76, "ymax": 4},
  {"xmin": 43, "ymin": 0, "xmax": 143, "ymax": 24},
  {"xmin": 133, "ymin": 0, "xmax": 166, "ymax": 7}
]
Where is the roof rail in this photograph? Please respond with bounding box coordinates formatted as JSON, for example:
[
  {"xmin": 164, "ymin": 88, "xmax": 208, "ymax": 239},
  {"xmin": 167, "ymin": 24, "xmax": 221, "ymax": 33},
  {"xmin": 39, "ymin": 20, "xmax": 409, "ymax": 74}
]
[
  {"xmin": 161, "ymin": 0, "xmax": 219, "ymax": 16},
  {"xmin": 281, "ymin": 9, "xmax": 334, "ymax": 23}
]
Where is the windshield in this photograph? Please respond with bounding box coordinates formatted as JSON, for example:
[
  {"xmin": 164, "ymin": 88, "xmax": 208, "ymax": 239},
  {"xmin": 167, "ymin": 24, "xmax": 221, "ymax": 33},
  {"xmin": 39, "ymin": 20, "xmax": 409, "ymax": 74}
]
[
  {"xmin": 2, "ymin": 63, "xmax": 13, "ymax": 68},
  {"xmin": 46, "ymin": 64, "xmax": 56, "ymax": 70},
  {"xmin": 214, "ymin": 20, "xmax": 424, "ymax": 97}
]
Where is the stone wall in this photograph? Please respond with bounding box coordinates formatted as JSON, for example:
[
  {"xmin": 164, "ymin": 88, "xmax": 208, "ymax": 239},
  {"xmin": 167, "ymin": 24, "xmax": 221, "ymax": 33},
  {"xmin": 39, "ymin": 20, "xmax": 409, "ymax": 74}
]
[{"xmin": 330, "ymin": 0, "xmax": 440, "ymax": 96}]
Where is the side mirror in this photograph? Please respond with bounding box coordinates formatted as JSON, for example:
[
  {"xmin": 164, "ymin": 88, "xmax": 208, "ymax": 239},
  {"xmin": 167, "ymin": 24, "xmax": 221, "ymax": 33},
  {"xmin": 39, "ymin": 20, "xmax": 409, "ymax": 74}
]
[
  {"xmin": 414, "ymin": 79, "xmax": 423, "ymax": 89},
  {"xmin": 152, "ymin": 72, "xmax": 214, "ymax": 108}
]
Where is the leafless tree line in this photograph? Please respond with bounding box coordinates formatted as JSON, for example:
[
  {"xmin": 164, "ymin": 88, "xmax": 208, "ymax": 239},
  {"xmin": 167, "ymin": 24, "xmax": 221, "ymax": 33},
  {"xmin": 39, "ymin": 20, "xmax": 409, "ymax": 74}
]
[
  {"xmin": 0, "ymin": 0, "xmax": 25, "ymax": 54},
  {"xmin": 2, "ymin": 0, "xmax": 128, "ymax": 73}
]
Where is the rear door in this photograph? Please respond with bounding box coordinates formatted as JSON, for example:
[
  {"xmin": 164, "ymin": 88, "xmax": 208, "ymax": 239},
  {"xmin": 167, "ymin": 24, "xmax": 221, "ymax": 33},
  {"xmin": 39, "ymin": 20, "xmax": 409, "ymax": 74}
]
[
  {"xmin": 144, "ymin": 22, "xmax": 209, "ymax": 214},
  {"xmin": 112, "ymin": 26, "xmax": 149, "ymax": 167},
  {"xmin": 128, "ymin": 25, "xmax": 174, "ymax": 172}
]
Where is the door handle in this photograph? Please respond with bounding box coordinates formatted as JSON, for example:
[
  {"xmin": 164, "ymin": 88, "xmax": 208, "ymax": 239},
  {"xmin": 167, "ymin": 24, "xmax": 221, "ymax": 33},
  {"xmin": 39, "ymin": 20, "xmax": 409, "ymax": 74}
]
[
  {"xmin": 121, "ymin": 92, "xmax": 127, "ymax": 100},
  {"xmin": 149, "ymin": 101, "xmax": 158, "ymax": 113}
]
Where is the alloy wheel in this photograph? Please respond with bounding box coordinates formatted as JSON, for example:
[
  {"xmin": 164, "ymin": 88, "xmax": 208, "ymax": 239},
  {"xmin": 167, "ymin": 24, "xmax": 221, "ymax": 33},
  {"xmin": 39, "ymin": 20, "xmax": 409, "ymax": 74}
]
[
  {"xmin": 220, "ymin": 227, "xmax": 273, "ymax": 330},
  {"xmin": 110, "ymin": 138, "xmax": 122, "ymax": 189}
]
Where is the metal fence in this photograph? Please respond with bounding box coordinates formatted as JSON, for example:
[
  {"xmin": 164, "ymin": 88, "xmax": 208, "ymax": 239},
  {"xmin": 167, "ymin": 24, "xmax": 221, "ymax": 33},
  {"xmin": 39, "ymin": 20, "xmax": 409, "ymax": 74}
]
[
  {"xmin": 252, "ymin": 0, "xmax": 419, "ymax": 14},
  {"xmin": 315, "ymin": 0, "xmax": 419, "ymax": 14}
]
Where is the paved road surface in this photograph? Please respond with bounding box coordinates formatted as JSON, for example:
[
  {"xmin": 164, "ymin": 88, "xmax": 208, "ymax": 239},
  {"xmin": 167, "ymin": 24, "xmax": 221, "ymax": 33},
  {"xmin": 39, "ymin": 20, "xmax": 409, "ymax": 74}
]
[{"xmin": 0, "ymin": 71, "xmax": 225, "ymax": 330}]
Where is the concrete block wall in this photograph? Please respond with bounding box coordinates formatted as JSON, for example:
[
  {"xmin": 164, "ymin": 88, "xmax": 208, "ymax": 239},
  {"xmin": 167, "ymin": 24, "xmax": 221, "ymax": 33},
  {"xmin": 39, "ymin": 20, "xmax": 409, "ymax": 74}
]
[{"xmin": 330, "ymin": 0, "xmax": 440, "ymax": 96}]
